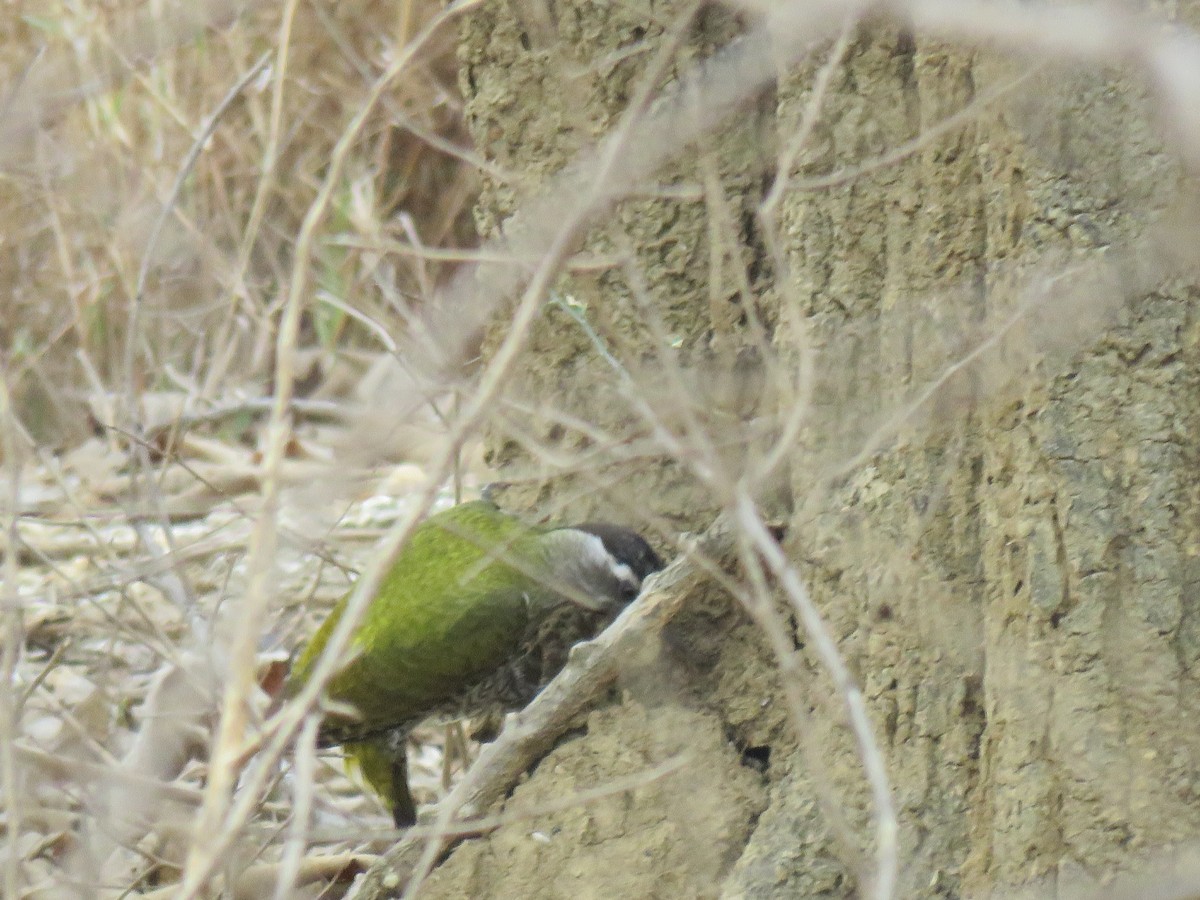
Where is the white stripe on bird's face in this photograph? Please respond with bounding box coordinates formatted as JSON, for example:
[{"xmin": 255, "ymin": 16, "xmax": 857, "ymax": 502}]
[
  {"xmin": 537, "ymin": 528, "xmax": 646, "ymax": 612},
  {"xmin": 576, "ymin": 531, "xmax": 641, "ymax": 595}
]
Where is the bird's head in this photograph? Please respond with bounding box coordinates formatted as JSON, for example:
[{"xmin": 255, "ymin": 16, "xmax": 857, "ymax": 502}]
[{"xmin": 536, "ymin": 521, "xmax": 664, "ymax": 613}]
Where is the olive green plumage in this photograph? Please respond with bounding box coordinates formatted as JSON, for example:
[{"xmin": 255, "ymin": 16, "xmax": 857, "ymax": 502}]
[
  {"xmin": 292, "ymin": 501, "xmax": 559, "ymax": 733},
  {"xmin": 289, "ymin": 499, "xmax": 662, "ymax": 827}
]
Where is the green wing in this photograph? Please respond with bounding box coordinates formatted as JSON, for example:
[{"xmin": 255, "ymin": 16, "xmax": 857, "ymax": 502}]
[{"xmin": 291, "ymin": 501, "xmax": 543, "ymax": 736}]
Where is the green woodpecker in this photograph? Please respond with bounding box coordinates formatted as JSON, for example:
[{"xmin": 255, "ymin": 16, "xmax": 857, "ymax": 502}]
[{"xmin": 289, "ymin": 499, "xmax": 663, "ymax": 827}]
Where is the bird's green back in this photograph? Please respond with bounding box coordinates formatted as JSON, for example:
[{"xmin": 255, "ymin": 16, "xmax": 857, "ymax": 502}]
[{"xmin": 290, "ymin": 500, "xmax": 553, "ymax": 738}]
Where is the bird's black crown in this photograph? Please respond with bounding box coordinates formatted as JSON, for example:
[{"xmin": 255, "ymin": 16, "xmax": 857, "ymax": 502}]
[{"xmin": 571, "ymin": 522, "xmax": 664, "ymax": 585}]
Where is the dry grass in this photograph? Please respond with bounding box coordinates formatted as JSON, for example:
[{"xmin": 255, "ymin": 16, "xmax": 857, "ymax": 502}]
[
  {"xmin": 0, "ymin": 0, "xmax": 480, "ymax": 895},
  {"xmin": 0, "ymin": 0, "xmax": 475, "ymax": 447}
]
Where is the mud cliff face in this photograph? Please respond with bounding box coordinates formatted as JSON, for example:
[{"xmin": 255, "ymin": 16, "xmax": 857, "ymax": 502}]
[{"xmin": 418, "ymin": 3, "xmax": 1199, "ymax": 897}]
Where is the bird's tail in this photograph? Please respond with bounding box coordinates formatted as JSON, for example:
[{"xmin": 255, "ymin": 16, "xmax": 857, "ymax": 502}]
[{"xmin": 343, "ymin": 738, "xmax": 417, "ymax": 828}]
